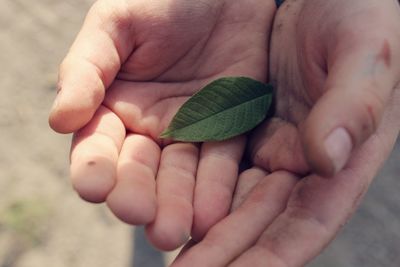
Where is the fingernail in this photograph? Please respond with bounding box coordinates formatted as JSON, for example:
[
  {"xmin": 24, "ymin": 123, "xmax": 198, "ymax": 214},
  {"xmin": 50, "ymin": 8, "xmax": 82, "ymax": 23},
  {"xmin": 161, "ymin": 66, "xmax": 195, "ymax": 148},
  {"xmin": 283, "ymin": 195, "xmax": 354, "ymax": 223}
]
[{"xmin": 324, "ymin": 127, "xmax": 353, "ymax": 174}]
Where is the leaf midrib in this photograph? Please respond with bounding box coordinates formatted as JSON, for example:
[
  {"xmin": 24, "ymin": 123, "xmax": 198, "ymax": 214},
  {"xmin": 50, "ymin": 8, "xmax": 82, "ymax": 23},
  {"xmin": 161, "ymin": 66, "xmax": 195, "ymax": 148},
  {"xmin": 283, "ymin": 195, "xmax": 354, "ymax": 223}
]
[{"xmin": 170, "ymin": 92, "xmax": 269, "ymax": 132}]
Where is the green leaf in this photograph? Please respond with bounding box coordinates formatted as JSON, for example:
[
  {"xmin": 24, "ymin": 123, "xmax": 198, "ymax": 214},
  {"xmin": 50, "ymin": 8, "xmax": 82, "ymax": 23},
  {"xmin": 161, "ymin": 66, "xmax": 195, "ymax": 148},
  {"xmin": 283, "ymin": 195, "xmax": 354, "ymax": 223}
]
[{"xmin": 160, "ymin": 76, "xmax": 274, "ymax": 142}]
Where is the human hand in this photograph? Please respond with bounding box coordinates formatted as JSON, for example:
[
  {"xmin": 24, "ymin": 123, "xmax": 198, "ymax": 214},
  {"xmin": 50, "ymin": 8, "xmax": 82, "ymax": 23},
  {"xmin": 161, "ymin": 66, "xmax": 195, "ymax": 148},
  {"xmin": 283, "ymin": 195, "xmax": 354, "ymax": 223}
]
[
  {"xmin": 48, "ymin": 0, "xmax": 277, "ymax": 250},
  {"xmin": 172, "ymin": 0, "xmax": 400, "ymax": 265}
]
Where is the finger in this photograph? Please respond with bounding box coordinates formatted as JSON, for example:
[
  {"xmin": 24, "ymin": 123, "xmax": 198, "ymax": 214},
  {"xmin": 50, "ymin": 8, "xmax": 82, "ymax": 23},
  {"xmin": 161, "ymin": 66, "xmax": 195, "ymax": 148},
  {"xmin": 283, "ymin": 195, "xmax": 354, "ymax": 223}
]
[
  {"xmin": 230, "ymin": 172, "xmax": 372, "ymax": 267},
  {"xmin": 230, "ymin": 167, "xmax": 267, "ymax": 211},
  {"xmin": 176, "ymin": 239, "xmax": 198, "ymax": 260},
  {"xmin": 70, "ymin": 105, "xmax": 125, "ymax": 203},
  {"xmin": 249, "ymin": 118, "xmax": 309, "ymax": 175},
  {"xmin": 172, "ymin": 171, "xmax": 298, "ymax": 267},
  {"xmin": 106, "ymin": 134, "xmax": 160, "ymax": 225},
  {"xmin": 302, "ymin": 10, "xmax": 400, "ymax": 177},
  {"xmin": 49, "ymin": 1, "xmax": 134, "ymax": 133},
  {"xmin": 191, "ymin": 136, "xmax": 246, "ymax": 241},
  {"xmin": 146, "ymin": 143, "xmax": 199, "ymax": 251},
  {"xmin": 231, "ymin": 103, "xmax": 400, "ymax": 267}
]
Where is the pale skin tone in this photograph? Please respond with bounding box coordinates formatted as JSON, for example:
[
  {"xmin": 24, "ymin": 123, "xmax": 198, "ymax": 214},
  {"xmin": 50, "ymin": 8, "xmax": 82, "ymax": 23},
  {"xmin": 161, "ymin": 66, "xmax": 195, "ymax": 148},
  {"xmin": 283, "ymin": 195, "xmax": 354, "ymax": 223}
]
[
  {"xmin": 49, "ymin": 0, "xmax": 276, "ymax": 250},
  {"xmin": 49, "ymin": 0, "xmax": 400, "ymax": 265},
  {"xmin": 172, "ymin": 0, "xmax": 400, "ymax": 266}
]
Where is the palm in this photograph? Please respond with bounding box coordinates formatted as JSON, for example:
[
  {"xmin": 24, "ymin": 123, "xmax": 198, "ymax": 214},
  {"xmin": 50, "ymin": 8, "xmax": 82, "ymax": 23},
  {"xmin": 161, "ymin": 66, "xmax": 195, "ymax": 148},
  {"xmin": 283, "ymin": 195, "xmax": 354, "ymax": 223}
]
[
  {"xmin": 252, "ymin": 0, "xmax": 400, "ymax": 171},
  {"xmin": 105, "ymin": 14, "xmax": 267, "ymax": 139},
  {"xmin": 54, "ymin": 0, "xmax": 275, "ymax": 251},
  {"xmin": 172, "ymin": 0, "xmax": 400, "ymax": 266},
  {"xmin": 105, "ymin": 0, "xmax": 269, "ymax": 138}
]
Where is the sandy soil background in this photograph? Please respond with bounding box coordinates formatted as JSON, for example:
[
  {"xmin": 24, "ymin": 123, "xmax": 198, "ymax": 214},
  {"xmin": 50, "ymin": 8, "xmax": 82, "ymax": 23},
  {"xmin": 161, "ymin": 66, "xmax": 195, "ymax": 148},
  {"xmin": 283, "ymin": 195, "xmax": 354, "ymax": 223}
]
[{"xmin": 0, "ymin": 0, "xmax": 398, "ymax": 266}]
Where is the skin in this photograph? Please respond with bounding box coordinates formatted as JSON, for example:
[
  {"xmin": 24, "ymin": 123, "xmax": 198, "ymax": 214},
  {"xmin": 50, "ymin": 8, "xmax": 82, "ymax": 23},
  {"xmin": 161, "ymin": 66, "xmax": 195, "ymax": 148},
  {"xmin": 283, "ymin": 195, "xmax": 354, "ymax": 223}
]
[
  {"xmin": 172, "ymin": 0, "xmax": 400, "ymax": 266},
  {"xmin": 49, "ymin": 0, "xmax": 400, "ymax": 264},
  {"xmin": 48, "ymin": 0, "xmax": 277, "ymax": 251}
]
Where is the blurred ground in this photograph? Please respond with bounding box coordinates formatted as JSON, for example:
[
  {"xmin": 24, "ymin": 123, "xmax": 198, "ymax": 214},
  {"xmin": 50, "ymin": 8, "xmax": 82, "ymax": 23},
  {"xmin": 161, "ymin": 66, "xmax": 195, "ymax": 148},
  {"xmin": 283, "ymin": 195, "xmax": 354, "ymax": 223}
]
[
  {"xmin": 0, "ymin": 1, "xmax": 132, "ymax": 266},
  {"xmin": 0, "ymin": 0, "xmax": 398, "ymax": 267}
]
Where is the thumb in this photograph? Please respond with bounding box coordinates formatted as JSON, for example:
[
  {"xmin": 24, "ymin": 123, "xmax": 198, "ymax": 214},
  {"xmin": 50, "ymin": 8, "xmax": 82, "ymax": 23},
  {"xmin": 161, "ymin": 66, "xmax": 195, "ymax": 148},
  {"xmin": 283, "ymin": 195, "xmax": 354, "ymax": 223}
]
[
  {"xmin": 302, "ymin": 37, "xmax": 399, "ymax": 177},
  {"xmin": 49, "ymin": 2, "xmax": 133, "ymax": 133}
]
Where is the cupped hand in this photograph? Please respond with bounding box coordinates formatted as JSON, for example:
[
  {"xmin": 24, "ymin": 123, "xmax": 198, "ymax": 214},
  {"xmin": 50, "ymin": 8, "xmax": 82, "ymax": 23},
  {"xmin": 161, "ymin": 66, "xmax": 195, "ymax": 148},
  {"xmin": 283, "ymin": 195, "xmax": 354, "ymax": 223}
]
[
  {"xmin": 48, "ymin": 0, "xmax": 277, "ymax": 250},
  {"xmin": 172, "ymin": 0, "xmax": 400, "ymax": 265}
]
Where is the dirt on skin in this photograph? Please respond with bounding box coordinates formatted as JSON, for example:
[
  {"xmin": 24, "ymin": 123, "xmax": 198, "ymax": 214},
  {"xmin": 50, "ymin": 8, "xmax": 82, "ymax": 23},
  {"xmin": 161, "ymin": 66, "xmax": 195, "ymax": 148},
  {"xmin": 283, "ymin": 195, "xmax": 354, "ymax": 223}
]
[{"xmin": 0, "ymin": 0, "xmax": 399, "ymax": 267}]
